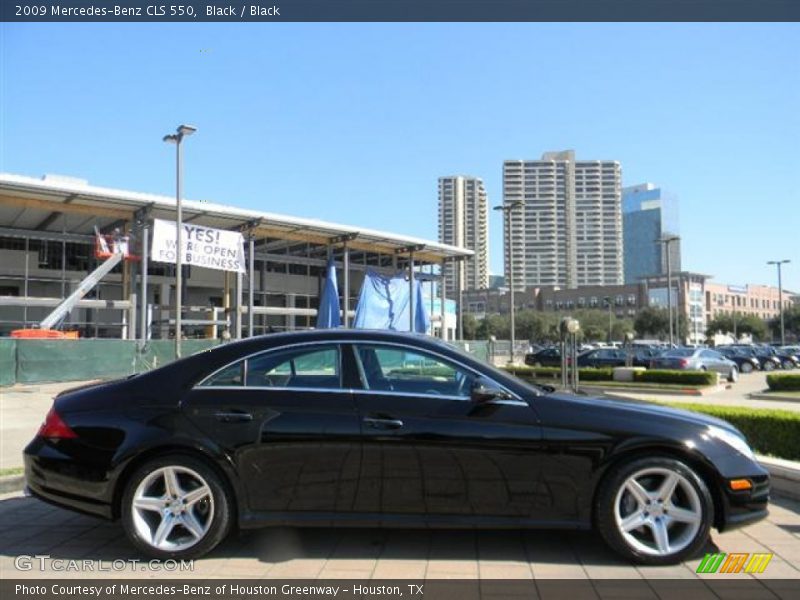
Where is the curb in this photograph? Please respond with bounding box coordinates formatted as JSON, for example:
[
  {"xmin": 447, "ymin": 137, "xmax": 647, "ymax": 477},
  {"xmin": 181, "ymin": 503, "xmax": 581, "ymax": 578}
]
[
  {"xmin": 581, "ymin": 384, "xmax": 727, "ymax": 397},
  {"xmin": 748, "ymin": 392, "xmax": 800, "ymax": 403},
  {"xmin": 0, "ymin": 474, "xmax": 24, "ymax": 494},
  {"xmin": 757, "ymin": 456, "xmax": 800, "ymax": 501}
]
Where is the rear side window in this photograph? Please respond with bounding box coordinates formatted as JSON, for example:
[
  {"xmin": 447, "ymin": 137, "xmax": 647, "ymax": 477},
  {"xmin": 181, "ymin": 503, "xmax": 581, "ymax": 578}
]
[
  {"xmin": 246, "ymin": 346, "xmax": 341, "ymax": 389},
  {"xmin": 198, "ymin": 345, "xmax": 341, "ymax": 390}
]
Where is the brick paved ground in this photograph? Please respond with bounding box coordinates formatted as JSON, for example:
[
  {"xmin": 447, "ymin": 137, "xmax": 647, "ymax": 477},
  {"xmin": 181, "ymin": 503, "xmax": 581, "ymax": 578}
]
[{"xmin": 0, "ymin": 491, "xmax": 797, "ymax": 582}]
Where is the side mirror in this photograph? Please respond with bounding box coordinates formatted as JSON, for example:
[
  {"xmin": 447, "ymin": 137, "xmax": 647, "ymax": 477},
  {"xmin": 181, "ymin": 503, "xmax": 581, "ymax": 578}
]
[{"xmin": 471, "ymin": 377, "xmax": 512, "ymax": 403}]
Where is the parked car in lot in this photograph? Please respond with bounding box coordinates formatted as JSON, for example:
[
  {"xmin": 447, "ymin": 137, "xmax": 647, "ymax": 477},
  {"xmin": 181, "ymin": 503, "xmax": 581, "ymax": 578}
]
[
  {"xmin": 524, "ymin": 346, "xmax": 563, "ymax": 367},
  {"xmin": 729, "ymin": 345, "xmax": 783, "ymax": 372},
  {"xmin": 780, "ymin": 346, "xmax": 800, "ymax": 361},
  {"xmin": 764, "ymin": 346, "xmax": 800, "ymax": 370},
  {"xmin": 577, "ymin": 347, "xmax": 662, "ymax": 369},
  {"xmin": 649, "ymin": 347, "xmax": 740, "ymax": 382},
  {"xmin": 716, "ymin": 347, "xmax": 761, "ymax": 374},
  {"xmin": 24, "ymin": 330, "xmax": 768, "ymax": 565}
]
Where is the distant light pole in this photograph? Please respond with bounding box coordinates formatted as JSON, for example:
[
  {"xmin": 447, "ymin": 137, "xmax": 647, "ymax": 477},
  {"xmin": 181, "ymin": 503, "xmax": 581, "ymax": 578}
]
[
  {"xmin": 768, "ymin": 259, "xmax": 790, "ymax": 345},
  {"xmin": 657, "ymin": 235, "xmax": 680, "ymax": 346},
  {"xmin": 163, "ymin": 124, "xmax": 197, "ymax": 358},
  {"xmin": 494, "ymin": 201, "xmax": 524, "ymax": 364}
]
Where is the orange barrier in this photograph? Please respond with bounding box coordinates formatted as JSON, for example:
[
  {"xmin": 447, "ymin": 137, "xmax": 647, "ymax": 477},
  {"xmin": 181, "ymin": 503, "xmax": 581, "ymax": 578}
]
[{"xmin": 11, "ymin": 329, "xmax": 66, "ymax": 339}]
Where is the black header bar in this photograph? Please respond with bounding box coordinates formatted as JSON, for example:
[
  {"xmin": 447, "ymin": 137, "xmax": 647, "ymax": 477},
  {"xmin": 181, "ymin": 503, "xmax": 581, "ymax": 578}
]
[{"xmin": 2, "ymin": 0, "xmax": 799, "ymax": 22}]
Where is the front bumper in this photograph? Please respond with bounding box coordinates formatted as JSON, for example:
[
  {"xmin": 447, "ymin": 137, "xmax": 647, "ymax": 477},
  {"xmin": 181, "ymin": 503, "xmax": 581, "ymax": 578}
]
[{"xmin": 717, "ymin": 474, "xmax": 770, "ymax": 532}]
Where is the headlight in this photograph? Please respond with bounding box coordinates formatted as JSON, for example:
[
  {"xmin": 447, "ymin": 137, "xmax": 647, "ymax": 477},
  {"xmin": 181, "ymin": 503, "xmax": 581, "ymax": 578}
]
[{"xmin": 707, "ymin": 425, "xmax": 756, "ymax": 460}]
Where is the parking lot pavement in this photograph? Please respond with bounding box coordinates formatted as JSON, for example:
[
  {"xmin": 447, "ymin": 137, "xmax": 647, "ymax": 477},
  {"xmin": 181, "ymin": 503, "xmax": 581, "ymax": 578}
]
[{"xmin": 0, "ymin": 491, "xmax": 797, "ymax": 582}]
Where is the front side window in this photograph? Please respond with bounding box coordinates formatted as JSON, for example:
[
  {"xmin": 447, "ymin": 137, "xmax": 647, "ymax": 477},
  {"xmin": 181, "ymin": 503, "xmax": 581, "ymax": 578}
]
[
  {"xmin": 355, "ymin": 345, "xmax": 476, "ymax": 399},
  {"xmin": 200, "ymin": 360, "xmax": 244, "ymax": 387}
]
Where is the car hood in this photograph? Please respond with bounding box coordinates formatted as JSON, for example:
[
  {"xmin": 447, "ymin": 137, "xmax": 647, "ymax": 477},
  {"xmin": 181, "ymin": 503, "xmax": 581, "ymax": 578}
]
[{"xmin": 541, "ymin": 392, "xmax": 741, "ymax": 436}]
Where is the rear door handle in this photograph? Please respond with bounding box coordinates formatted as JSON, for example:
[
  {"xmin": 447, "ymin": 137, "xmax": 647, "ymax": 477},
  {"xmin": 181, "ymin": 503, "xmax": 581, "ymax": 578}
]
[
  {"xmin": 214, "ymin": 410, "xmax": 253, "ymax": 423},
  {"xmin": 363, "ymin": 417, "xmax": 404, "ymax": 430}
]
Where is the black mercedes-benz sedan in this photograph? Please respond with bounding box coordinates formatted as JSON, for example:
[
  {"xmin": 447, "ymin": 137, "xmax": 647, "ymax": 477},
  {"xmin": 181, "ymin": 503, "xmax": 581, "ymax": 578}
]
[{"xmin": 24, "ymin": 330, "xmax": 769, "ymax": 565}]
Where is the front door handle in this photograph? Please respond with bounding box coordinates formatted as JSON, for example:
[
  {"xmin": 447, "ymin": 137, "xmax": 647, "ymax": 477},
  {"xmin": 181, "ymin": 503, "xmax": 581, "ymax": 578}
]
[
  {"xmin": 214, "ymin": 410, "xmax": 253, "ymax": 423},
  {"xmin": 363, "ymin": 417, "xmax": 404, "ymax": 430}
]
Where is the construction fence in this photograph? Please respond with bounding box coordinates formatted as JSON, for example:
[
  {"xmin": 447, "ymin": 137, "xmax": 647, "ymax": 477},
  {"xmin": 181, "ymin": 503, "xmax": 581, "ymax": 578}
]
[
  {"xmin": 0, "ymin": 338, "xmax": 523, "ymax": 387},
  {"xmin": 0, "ymin": 339, "xmax": 220, "ymax": 386}
]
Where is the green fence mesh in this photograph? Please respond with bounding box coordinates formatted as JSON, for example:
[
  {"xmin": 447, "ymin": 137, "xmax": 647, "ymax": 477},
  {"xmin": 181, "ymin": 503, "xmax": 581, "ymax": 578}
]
[
  {"xmin": 12, "ymin": 339, "xmax": 221, "ymax": 384},
  {"xmin": 0, "ymin": 339, "xmax": 16, "ymax": 386}
]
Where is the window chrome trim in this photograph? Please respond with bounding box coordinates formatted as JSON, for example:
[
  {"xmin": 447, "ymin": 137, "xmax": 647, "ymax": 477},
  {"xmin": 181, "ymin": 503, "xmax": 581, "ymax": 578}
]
[
  {"xmin": 193, "ymin": 385, "xmax": 354, "ymax": 395},
  {"xmin": 194, "ymin": 338, "xmax": 523, "ymax": 402}
]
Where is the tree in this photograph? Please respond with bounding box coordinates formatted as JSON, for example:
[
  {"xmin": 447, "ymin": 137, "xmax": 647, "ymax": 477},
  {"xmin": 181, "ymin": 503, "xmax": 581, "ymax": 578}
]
[
  {"xmin": 707, "ymin": 313, "xmax": 768, "ymax": 341},
  {"xmin": 461, "ymin": 314, "xmax": 478, "ymax": 340},
  {"xmin": 634, "ymin": 307, "xmax": 671, "ymax": 339},
  {"xmin": 769, "ymin": 304, "xmax": 800, "ymax": 342}
]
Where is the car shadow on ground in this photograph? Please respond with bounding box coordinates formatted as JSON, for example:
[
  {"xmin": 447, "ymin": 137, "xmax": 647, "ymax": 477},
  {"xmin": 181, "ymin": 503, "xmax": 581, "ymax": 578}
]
[{"xmin": 0, "ymin": 494, "xmax": 741, "ymax": 575}]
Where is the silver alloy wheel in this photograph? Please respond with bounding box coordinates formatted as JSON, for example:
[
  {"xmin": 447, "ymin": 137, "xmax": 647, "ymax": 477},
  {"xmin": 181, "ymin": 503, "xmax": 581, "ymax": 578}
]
[
  {"xmin": 131, "ymin": 466, "xmax": 214, "ymax": 552},
  {"xmin": 764, "ymin": 361, "xmax": 775, "ymax": 371},
  {"xmin": 614, "ymin": 467, "xmax": 703, "ymax": 557},
  {"xmin": 729, "ymin": 367, "xmax": 738, "ymax": 382},
  {"xmin": 741, "ymin": 362, "xmax": 753, "ymax": 374}
]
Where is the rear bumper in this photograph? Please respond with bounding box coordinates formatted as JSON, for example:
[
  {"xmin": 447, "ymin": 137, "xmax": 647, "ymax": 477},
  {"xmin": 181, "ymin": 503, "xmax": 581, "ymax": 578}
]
[{"xmin": 24, "ymin": 439, "xmax": 115, "ymax": 520}]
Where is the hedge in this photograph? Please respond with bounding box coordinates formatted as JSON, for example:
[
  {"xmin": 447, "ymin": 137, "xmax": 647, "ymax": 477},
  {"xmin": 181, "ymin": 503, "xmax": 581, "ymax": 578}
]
[
  {"xmin": 767, "ymin": 373, "xmax": 800, "ymax": 392},
  {"xmin": 503, "ymin": 366, "xmax": 614, "ymax": 381},
  {"xmin": 661, "ymin": 402, "xmax": 800, "ymax": 461},
  {"xmin": 633, "ymin": 369, "xmax": 717, "ymax": 386}
]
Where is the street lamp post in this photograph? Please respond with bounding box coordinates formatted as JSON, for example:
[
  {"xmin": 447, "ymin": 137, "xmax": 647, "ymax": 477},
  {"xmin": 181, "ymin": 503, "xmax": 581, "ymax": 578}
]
[
  {"xmin": 604, "ymin": 296, "xmax": 613, "ymax": 342},
  {"xmin": 768, "ymin": 259, "xmax": 791, "ymax": 345},
  {"xmin": 657, "ymin": 235, "xmax": 680, "ymax": 346},
  {"xmin": 163, "ymin": 124, "xmax": 197, "ymax": 359},
  {"xmin": 494, "ymin": 201, "xmax": 523, "ymax": 364}
]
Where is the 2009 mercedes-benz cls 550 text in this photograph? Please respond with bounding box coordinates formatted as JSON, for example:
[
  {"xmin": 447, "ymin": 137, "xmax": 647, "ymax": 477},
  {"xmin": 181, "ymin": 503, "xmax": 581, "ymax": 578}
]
[{"xmin": 24, "ymin": 330, "xmax": 769, "ymax": 564}]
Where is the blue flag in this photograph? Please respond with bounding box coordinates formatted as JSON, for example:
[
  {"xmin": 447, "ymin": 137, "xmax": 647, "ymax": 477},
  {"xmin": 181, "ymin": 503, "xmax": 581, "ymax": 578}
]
[
  {"xmin": 353, "ymin": 270, "xmax": 430, "ymax": 333},
  {"xmin": 316, "ymin": 257, "xmax": 341, "ymax": 328}
]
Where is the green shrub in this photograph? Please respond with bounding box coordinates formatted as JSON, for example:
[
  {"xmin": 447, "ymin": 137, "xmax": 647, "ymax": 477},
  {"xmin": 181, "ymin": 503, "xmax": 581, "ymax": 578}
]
[
  {"xmin": 503, "ymin": 366, "xmax": 613, "ymax": 381},
  {"xmin": 634, "ymin": 369, "xmax": 717, "ymax": 386},
  {"xmin": 767, "ymin": 373, "xmax": 800, "ymax": 391},
  {"xmin": 660, "ymin": 403, "xmax": 800, "ymax": 461}
]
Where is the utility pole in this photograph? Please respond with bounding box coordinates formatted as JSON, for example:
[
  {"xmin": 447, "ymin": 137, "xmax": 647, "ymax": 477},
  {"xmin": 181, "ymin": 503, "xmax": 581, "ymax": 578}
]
[
  {"xmin": 768, "ymin": 260, "xmax": 791, "ymax": 345},
  {"xmin": 494, "ymin": 201, "xmax": 524, "ymax": 364}
]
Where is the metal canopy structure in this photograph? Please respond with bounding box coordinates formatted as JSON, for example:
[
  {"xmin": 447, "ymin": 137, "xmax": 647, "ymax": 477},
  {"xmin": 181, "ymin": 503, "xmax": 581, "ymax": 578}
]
[
  {"xmin": 0, "ymin": 173, "xmax": 471, "ymax": 264},
  {"xmin": 0, "ymin": 173, "xmax": 470, "ymax": 340}
]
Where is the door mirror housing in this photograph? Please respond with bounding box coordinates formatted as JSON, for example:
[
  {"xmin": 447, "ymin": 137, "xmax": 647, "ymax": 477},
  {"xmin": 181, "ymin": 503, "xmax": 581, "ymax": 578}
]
[{"xmin": 471, "ymin": 378, "xmax": 512, "ymax": 403}]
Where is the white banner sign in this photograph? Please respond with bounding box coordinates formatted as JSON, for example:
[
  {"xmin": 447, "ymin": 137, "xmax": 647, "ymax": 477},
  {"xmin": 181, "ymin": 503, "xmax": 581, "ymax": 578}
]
[{"xmin": 151, "ymin": 219, "xmax": 246, "ymax": 273}]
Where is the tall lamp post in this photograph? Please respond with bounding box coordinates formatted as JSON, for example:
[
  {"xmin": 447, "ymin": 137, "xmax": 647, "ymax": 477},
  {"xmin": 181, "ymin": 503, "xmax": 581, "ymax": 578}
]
[
  {"xmin": 657, "ymin": 235, "xmax": 680, "ymax": 346},
  {"xmin": 767, "ymin": 259, "xmax": 790, "ymax": 345},
  {"xmin": 163, "ymin": 124, "xmax": 197, "ymax": 359},
  {"xmin": 494, "ymin": 201, "xmax": 523, "ymax": 364}
]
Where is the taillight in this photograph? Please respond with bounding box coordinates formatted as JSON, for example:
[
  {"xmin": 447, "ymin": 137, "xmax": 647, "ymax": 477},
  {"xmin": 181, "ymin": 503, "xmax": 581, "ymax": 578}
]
[
  {"xmin": 678, "ymin": 358, "xmax": 689, "ymax": 368},
  {"xmin": 38, "ymin": 407, "xmax": 77, "ymax": 439}
]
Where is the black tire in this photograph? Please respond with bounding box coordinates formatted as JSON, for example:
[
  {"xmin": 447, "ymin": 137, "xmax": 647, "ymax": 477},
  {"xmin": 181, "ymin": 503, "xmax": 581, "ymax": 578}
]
[
  {"xmin": 595, "ymin": 456, "xmax": 713, "ymax": 565},
  {"xmin": 728, "ymin": 367, "xmax": 738, "ymax": 383},
  {"xmin": 121, "ymin": 454, "xmax": 233, "ymax": 560}
]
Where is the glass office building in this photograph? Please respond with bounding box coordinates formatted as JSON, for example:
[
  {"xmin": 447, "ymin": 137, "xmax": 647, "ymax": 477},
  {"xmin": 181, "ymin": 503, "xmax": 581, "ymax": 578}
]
[{"xmin": 622, "ymin": 183, "xmax": 680, "ymax": 284}]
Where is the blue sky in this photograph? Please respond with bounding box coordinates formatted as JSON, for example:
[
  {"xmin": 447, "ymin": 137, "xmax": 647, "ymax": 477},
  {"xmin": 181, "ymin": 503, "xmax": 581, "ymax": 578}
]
[{"xmin": 2, "ymin": 23, "xmax": 798, "ymax": 290}]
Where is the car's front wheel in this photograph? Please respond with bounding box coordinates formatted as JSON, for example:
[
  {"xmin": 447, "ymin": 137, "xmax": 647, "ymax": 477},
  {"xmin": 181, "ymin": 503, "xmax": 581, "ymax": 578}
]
[
  {"xmin": 595, "ymin": 457, "xmax": 713, "ymax": 565},
  {"xmin": 782, "ymin": 360, "xmax": 795, "ymax": 370},
  {"xmin": 728, "ymin": 367, "xmax": 739, "ymax": 383},
  {"xmin": 741, "ymin": 361, "xmax": 754, "ymax": 374},
  {"xmin": 121, "ymin": 455, "xmax": 233, "ymax": 559},
  {"xmin": 763, "ymin": 361, "xmax": 775, "ymax": 372}
]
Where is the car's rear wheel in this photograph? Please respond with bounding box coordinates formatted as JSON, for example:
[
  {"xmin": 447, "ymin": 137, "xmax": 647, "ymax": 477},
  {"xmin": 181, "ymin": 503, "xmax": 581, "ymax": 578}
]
[
  {"xmin": 740, "ymin": 362, "xmax": 754, "ymax": 374},
  {"xmin": 763, "ymin": 361, "xmax": 775, "ymax": 372},
  {"xmin": 121, "ymin": 455, "xmax": 232, "ymax": 559},
  {"xmin": 595, "ymin": 457, "xmax": 713, "ymax": 565},
  {"xmin": 782, "ymin": 360, "xmax": 794, "ymax": 370},
  {"xmin": 728, "ymin": 367, "xmax": 738, "ymax": 383}
]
